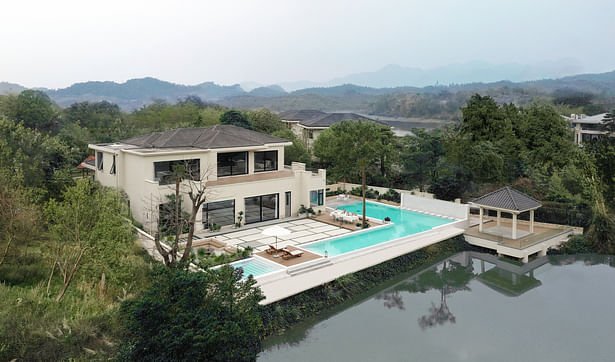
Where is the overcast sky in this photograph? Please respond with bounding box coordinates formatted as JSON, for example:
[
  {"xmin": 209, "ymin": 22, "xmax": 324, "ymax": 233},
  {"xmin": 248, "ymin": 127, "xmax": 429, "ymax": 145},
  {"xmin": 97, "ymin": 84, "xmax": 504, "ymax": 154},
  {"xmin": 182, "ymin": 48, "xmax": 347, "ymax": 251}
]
[{"xmin": 1, "ymin": 0, "xmax": 613, "ymax": 88}]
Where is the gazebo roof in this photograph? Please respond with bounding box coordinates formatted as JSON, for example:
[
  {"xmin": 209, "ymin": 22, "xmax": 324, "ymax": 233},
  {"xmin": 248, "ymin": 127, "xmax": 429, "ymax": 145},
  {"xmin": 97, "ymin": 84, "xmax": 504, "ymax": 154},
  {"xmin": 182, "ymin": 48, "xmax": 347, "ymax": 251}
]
[{"xmin": 471, "ymin": 186, "xmax": 541, "ymax": 212}]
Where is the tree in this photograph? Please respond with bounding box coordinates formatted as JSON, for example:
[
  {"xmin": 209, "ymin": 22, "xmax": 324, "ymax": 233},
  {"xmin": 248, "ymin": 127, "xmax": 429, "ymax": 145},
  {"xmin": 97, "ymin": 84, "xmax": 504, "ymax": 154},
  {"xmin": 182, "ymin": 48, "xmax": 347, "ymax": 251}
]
[
  {"xmin": 219, "ymin": 110, "xmax": 252, "ymax": 129},
  {"xmin": 314, "ymin": 120, "xmax": 388, "ymax": 226},
  {"xmin": 121, "ymin": 265, "xmax": 264, "ymax": 361},
  {"xmin": 271, "ymin": 129, "xmax": 312, "ymax": 166},
  {"xmin": 45, "ymin": 179, "xmax": 134, "ymax": 301},
  {"xmin": 399, "ymin": 129, "xmax": 445, "ymax": 191},
  {"xmin": 153, "ymin": 162, "xmax": 211, "ymax": 267},
  {"xmin": 0, "ymin": 117, "xmax": 74, "ymax": 200},
  {"xmin": 0, "ymin": 183, "xmax": 39, "ymax": 265},
  {"xmin": 15, "ymin": 90, "xmax": 57, "ymax": 132},
  {"xmin": 245, "ymin": 109, "xmax": 285, "ymax": 134}
]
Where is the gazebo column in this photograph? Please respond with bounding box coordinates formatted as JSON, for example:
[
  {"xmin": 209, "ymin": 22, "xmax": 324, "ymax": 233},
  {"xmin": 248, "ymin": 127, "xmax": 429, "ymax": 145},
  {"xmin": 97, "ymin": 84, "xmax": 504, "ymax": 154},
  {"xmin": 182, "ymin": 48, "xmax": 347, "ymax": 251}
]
[
  {"xmin": 478, "ymin": 207, "xmax": 483, "ymax": 232},
  {"xmin": 512, "ymin": 213, "xmax": 518, "ymax": 240},
  {"xmin": 496, "ymin": 210, "xmax": 501, "ymax": 227},
  {"xmin": 530, "ymin": 209, "xmax": 535, "ymax": 233}
]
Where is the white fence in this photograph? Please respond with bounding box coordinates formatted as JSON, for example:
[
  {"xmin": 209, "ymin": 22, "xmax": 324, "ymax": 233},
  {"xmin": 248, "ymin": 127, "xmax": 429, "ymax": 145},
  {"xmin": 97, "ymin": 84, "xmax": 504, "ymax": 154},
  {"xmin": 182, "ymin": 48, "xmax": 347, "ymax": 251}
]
[{"xmin": 400, "ymin": 193, "xmax": 469, "ymax": 220}]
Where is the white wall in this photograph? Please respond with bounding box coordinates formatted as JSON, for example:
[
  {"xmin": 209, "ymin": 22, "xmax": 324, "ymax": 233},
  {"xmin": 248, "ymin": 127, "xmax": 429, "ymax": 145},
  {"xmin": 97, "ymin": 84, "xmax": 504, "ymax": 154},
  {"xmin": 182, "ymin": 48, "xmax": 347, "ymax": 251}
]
[
  {"xmin": 328, "ymin": 182, "xmax": 435, "ymax": 199},
  {"xmin": 401, "ymin": 193, "xmax": 468, "ymax": 220}
]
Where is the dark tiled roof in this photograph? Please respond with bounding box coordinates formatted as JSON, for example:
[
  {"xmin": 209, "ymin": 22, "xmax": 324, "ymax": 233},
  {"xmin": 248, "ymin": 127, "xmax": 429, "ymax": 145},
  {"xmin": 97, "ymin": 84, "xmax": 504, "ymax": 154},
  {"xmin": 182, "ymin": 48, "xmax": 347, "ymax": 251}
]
[
  {"xmin": 120, "ymin": 125, "xmax": 288, "ymax": 150},
  {"xmin": 471, "ymin": 186, "xmax": 541, "ymax": 212},
  {"xmin": 278, "ymin": 110, "xmax": 327, "ymax": 121}
]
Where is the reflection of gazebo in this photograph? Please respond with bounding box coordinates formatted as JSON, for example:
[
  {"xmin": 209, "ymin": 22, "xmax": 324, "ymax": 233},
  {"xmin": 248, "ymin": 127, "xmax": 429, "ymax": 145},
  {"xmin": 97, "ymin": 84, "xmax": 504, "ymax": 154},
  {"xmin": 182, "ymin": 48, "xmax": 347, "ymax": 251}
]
[{"xmin": 471, "ymin": 187, "xmax": 541, "ymax": 240}]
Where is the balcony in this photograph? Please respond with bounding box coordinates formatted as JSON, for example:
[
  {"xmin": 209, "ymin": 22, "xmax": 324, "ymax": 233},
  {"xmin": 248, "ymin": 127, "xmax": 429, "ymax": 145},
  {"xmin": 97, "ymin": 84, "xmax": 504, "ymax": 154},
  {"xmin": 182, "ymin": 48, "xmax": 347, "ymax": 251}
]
[{"xmin": 207, "ymin": 170, "xmax": 294, "ymax": 187}]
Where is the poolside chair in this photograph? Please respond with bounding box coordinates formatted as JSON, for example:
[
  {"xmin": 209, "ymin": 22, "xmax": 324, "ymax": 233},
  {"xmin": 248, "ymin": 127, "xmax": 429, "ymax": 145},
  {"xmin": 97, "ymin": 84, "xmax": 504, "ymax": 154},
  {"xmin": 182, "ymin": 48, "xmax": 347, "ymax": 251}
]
[
  {"xmin": 265, "ymin": 245, "xmax": 279, "ymax": 255},
  {"xmin": 281, "ymin": 248, "xmax": 303, "ymax": 260}
]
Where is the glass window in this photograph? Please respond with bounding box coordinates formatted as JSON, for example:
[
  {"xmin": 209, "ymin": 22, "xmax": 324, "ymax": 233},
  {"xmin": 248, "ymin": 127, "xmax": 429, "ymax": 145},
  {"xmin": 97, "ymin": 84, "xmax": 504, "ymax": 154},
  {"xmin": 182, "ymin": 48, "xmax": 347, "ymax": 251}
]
[
  {"xmin": 310, "ymin": 189, "xmax": 324, "ymax": 206},
  {"xmin": 217, "ymin": 152, "xmax": 248, "ymax": 177},
  {"xmin": 203, "ymin": 200, "xmax": 235, "ymax": 228},
  {"xmin": 97, "ymin": 152, "xmax": 103, "ymax": 170},
  {"xmin": 254, "ymin": 151, "xmax": 278, "ymax": 172},
  {"xmin": 244, "ymin": 193, "xmax": 279, "ymax": 224},
  {"xmin": 110, "ymin": 155, "xmax": 116, "ymax": 174},
  {"xmin": 154, "ymin": 159, "xmax": 200, "ymax": 185}
]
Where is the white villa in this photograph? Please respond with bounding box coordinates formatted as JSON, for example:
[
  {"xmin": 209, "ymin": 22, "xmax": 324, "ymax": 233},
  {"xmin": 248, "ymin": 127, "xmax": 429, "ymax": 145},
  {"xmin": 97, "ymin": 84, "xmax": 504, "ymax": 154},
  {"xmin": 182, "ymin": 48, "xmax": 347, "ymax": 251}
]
[
  {"xmin": 279, "ymin": 110, "xmax": 379, "ymax": 150},
  {"xmin": 88, "ymin": 125, "xmax": 326, "ymax": 233},
  {"xmin": 567, "ymin": 113, "xmax": 610, "ymax": 144}
]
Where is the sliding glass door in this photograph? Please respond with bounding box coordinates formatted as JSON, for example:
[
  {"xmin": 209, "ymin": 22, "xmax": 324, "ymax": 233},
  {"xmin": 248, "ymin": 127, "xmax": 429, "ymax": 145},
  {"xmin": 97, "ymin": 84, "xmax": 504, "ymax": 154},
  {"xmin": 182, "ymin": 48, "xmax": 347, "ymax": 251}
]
[{"xmin": 244, "ymin": 193, "xmax": 279, "ymax": 224}]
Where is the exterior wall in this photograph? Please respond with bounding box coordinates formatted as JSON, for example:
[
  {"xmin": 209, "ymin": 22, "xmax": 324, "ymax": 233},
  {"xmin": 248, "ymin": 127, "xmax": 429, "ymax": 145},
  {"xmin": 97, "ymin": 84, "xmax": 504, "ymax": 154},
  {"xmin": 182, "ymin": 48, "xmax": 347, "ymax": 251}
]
[
  {"xmin": 400, "ymin": 193, "xmax": 469, "ymax": 220},
  {"xmin": 89, "ymin": 143, "xmax": 326, "ymax": 234}
]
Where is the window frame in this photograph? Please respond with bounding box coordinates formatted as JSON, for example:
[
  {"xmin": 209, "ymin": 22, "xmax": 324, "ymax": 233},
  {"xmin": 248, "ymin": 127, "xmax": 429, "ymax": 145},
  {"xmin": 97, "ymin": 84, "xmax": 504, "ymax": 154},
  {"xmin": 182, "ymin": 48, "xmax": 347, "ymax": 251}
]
[
  {"xmin": 217, "ymin": 151, "xmax": 248, "ymax": 177},
  {"xmin": 254, "ymin": 150, "xmax": 278, "ymax": 172},
  {"xmin": 202, "ymin": 199, "xmax": 235, "ymax": 228},
  {"xmin": 153, "ymin": 159, "xmax": 201, "ymax": 185},
  {"xmin": 97, "ymin": 151, "xmax": 103, "ymax": 170}
]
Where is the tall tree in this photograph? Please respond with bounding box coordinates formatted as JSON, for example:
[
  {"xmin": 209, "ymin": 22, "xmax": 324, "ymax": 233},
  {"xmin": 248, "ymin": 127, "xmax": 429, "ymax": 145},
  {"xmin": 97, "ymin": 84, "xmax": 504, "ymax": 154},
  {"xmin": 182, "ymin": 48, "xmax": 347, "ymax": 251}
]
[
  {"xmin": 45, "ymin": 179, "xmax": 134, "ymax": 301},
  {"xmin": 219, "ymin": 110, "xmax": 252, "ymax": 130},
  {"xmin": 272, "ymin": 129, "xmax": 312, "ymax": 166},
  {"xmin": 121, "ymin": 265, "xmax": 264, "ymax": 361},
  {"xmin": 245, "ymin": 109, "xmax": 285, "ymax": 134},
  {"xmin": 153, "ymin": 162, "xmax": 211, "ymax": 267},
  {"xmin": 314, "ymin": 120, "xmax": 389, "ymax": 226},
  {"xmin": 15, "ymin": 90, "xmax": 57, "ymax": 131}
]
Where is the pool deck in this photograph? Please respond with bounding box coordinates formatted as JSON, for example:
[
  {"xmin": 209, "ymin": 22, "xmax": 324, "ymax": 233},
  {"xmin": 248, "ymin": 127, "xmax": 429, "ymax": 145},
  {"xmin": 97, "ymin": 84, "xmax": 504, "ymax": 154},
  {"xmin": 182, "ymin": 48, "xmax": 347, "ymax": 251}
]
[{"xmin": 256, "ymin": 245, "xmax": 323, "ymax": 267}]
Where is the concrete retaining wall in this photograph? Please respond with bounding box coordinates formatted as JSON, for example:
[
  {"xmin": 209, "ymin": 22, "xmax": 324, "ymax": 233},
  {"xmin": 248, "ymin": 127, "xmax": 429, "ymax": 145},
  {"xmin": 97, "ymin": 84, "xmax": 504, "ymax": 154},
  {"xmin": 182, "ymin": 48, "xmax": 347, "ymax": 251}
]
[{"xmin": 327, "ymin": 183, "xmax": 435, "ymax": 199}]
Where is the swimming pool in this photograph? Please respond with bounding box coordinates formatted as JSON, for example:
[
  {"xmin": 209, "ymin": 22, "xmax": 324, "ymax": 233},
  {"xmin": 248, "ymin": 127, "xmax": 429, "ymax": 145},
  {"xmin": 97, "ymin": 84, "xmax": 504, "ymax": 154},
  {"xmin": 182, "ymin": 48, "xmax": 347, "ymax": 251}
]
[
  {"xmin": 230, "ymin": 257, "xmax": 282, "ymax": 278},
  {"xmin": 303, "ymin": 201, "xmax": 453, "ymax": 257}
]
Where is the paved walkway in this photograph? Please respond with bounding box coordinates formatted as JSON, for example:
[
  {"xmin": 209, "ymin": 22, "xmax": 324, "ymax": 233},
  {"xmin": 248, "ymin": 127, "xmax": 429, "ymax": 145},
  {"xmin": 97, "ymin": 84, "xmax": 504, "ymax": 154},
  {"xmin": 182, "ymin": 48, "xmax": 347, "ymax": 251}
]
[{"xmin": 212, "ymin": 218, "xmax": 351, "ymax": 252}]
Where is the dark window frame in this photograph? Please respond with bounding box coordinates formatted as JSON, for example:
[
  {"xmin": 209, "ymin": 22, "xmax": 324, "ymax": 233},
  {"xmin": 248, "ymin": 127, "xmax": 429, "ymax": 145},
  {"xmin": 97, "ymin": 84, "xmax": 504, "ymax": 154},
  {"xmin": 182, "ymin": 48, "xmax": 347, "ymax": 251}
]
[
  {"xmin": 244, "ymin": 193, "xmax": 279, "ymax": 224},
  {"xmin": 110, "ymin": 155, "xmax": 116, "ymax": 174},
  {"xmin": 310, "ymin": 189, "xmax": 324, "ymax": 206},
  {"xmin": 97, "ymin": 151, "xmax": 103, "ymax": 170},
  {"xmin": 254, "ymin": 150, "xmax": 278, "ymax": 172},
  {"xmin": 217, "ymin": 152, "xmax": 248, "ymax": 177},
  {"xmin": 154, "ymin": 159, "xmax": 201, "ymax": 185},
  {"xmin": 202, "ymin": 199, "xmax": 235, "ymax": 228}
]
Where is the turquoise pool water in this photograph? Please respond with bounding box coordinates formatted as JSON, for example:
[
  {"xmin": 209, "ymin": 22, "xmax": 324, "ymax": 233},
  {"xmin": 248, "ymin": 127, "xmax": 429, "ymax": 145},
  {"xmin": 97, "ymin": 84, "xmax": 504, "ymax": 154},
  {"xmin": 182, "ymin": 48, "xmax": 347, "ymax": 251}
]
[
  {"xmin": 303, "ymin": 202, "xmax": 453, "ymax": 257},
  {"xmin": 231, "ymin": 258, "xmax": 282, "ymax": 278}
]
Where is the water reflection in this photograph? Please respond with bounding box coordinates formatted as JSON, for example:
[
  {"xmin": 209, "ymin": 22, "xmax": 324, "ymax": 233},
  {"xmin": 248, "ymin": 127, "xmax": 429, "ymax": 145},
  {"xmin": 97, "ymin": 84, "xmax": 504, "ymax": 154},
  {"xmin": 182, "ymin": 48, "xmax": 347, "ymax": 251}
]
[
  {"xmin": 376, "ymin": 260, "xmax": 474, "ymax": 329},
  {"xmin": 375, "ymin": 251, "xmax": 563, "ymax": 329}
]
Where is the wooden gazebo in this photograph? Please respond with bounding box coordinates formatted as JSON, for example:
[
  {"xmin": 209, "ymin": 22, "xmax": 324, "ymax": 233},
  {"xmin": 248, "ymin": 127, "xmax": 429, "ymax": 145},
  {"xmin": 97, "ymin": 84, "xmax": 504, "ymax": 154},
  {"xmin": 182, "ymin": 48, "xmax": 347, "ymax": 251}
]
[{"xmin": 470, "ymin": 187, "xmax": 542, "ymax": 240}]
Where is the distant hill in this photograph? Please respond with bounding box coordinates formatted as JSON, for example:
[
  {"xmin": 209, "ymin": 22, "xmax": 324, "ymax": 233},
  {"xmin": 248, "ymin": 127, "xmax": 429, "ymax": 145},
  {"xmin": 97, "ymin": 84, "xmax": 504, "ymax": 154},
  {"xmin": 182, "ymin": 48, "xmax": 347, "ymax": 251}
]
[
  {"xmin": 44, "ymin": 77, "xmax": 245, "ymax": 110},
  {"xmin": 2, "ymin": 67, "xmax": 615, "ymax": 113},
  {"xmin": 0, "ymin": 82, "xmax": 26, "ymax": 94}
]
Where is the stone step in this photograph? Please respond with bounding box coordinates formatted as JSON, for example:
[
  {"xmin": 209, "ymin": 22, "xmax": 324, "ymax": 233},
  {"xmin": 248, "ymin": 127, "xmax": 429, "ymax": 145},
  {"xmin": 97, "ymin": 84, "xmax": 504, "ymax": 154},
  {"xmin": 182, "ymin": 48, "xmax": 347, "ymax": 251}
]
[{"xmin": 287, "ymin": 258, "xmax": 332, "ymax": 276}]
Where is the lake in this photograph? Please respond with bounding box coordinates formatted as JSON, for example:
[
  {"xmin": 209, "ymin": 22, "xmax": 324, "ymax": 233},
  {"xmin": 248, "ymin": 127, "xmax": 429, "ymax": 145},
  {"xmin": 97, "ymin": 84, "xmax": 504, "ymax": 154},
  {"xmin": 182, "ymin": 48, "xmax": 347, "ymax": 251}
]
[{"xmin": 258, "ymin": 252, "xmax": 615, "ymax": 362}]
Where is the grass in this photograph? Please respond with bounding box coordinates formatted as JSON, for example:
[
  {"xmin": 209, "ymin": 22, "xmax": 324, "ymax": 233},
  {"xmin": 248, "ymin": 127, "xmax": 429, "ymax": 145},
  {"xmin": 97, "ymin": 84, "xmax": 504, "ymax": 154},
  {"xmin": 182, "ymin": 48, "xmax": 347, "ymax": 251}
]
[{"xmin": 0, "ymin": 238, "xmax": 154, "ymax": 361}]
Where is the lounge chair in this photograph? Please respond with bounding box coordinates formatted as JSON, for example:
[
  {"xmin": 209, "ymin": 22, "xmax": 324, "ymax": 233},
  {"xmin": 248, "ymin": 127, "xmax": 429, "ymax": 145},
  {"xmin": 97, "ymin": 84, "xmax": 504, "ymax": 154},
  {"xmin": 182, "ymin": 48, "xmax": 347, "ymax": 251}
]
[
  {"xmin": 265, "ymin": 245, "xmax": 279, "ymax": 255},
  {"xmin": 281, "ymin": 248, "xmax": 304, "ymax": 260}
]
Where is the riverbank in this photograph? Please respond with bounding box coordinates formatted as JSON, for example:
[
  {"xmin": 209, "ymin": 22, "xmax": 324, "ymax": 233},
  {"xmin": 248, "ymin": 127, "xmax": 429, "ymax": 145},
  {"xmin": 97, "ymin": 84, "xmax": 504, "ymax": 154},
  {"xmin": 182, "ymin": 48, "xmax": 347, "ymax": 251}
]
[{"xmin": 260, "ymin": 235, "xmax": 468, "ymax": 336}]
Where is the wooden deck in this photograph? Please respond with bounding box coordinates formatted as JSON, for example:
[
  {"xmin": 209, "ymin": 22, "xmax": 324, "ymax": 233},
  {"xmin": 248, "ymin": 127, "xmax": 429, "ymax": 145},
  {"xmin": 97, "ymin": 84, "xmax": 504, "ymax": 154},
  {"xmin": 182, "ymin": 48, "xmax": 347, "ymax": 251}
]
[
  {"xmin": 465, "ymin": 218, "xmax": 571, "ymax": 249},
  {"xmin": 311, "ymin": 213, "xmax": 380, "ymax": 230},
  {"xmin": 207, "ymin": 170, "xmax": 293, "ymax": 186},
  {"xmin": 255, "ymin": 245, "xmax": 322, "ymax": 267}
]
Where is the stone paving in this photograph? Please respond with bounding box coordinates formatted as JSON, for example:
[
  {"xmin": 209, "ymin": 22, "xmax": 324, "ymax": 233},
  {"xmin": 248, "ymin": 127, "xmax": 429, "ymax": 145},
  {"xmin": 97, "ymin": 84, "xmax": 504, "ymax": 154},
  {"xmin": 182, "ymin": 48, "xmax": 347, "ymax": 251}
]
[{"xmin": 211, "ymin": 218, "xmax": 351, "ymax": 252}]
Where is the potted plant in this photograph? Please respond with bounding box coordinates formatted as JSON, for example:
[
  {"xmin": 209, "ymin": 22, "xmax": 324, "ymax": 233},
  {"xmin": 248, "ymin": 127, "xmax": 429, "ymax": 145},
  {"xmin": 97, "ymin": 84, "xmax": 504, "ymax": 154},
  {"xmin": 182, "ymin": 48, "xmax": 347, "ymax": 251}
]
[
  {"xmin": 384, "ymin": 216, "xmax": 391, "ymax": 223},
  {"xmin": 235, "ymin": 211, "xmax": 244, "ymax": 228}
]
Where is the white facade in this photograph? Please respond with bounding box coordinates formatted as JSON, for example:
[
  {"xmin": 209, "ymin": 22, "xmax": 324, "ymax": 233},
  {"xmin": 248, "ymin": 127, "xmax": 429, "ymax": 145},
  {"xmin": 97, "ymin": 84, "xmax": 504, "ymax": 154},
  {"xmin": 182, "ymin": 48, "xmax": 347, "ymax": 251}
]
[
  {"xmin": 568, "ymin": 113, "xmax": 609, "ymax": 144},
  {"xmin": 89, "ymin": 141, "xmax": 326, "ymax": 234}
]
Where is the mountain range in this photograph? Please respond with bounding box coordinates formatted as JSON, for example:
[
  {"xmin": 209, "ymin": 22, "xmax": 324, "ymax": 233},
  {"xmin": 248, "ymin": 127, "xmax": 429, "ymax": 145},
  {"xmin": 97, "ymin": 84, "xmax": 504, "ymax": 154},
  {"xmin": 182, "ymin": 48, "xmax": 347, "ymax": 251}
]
[{"xmin": 1, "ymin": 63, "xmax": 614, "ymax": 111}]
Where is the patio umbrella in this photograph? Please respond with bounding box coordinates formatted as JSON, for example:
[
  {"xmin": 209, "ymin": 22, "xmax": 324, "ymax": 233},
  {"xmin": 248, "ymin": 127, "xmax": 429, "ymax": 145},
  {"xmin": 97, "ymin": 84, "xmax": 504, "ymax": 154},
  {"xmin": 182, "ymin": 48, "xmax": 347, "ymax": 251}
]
[{"xmin": 261, "ymin": 225, "xmax": 291, "ymax": 252}]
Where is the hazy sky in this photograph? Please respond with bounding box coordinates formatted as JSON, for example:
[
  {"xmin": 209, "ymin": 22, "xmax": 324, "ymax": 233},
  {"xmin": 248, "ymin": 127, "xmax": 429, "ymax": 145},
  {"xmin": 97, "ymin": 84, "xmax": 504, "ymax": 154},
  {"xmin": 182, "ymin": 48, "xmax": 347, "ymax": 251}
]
[{"xmin": 1, "ymin": 0, "xmax": 614, "ymax": 88}]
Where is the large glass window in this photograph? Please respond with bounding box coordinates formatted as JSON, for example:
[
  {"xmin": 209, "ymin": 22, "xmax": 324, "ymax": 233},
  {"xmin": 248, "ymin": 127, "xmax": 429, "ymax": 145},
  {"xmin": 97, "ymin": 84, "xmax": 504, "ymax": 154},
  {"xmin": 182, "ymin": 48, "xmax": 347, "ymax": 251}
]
[
  {"xmin": 154, "ymin": 159, "xmax": 200, "ymax": 185},
  {"xmin": 203, "ymin": 200, "xmax": 235, "ymax": 228},
  {"xmin": 254, "ymin": 151, "xmax": 278, "ymax": 172},
  {"xmin": 310, "ymin": 189, "xmax": 324, "ymax": 207},
  {"xmin": 244, "ymin": 193, "xmax": 279, "ymax": 224},
  {"xmin": 217, "ymin": 152, "xmax": 248, "ymax": 177},
  {"xmin": 97, "ymin": 151, "xmax": 103, "ymax": 170}
]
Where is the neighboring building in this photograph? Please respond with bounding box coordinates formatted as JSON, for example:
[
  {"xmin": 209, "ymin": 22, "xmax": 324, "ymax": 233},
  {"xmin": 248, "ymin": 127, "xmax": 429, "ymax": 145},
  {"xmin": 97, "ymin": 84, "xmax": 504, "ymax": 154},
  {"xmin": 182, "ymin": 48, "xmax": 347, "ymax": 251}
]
[
  {"xmin": 89, "ymin": 125, "xmax": 326, "ymax": 233},
  {"xmin": 567, "ymin": 113, "xmax": 609, "ymax": 144},
  {"xmin": 279, "ymin": 110, "xmax": 380, "ymax": 150}
]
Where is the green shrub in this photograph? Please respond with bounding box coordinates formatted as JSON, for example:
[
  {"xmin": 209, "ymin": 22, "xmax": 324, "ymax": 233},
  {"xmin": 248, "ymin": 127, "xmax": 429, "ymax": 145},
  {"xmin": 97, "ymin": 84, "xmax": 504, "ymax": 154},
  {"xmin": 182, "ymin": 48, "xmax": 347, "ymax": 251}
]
[{"xmin": 377, "ymin": 188, "xmax": 401, "ymax": 203}]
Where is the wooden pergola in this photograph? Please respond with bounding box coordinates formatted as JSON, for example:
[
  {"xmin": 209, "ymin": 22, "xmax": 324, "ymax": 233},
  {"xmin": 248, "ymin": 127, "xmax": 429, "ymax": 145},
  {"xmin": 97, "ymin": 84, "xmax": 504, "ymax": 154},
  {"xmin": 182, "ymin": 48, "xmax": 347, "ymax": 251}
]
[{"xmin": 470, "ymin": 187, "xmax": 542, "ymax": 240}]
